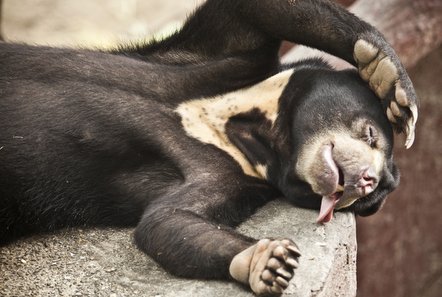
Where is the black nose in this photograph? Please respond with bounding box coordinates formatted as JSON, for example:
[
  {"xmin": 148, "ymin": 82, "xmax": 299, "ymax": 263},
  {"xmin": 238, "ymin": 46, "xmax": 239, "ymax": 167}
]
[{"xmin": 357, "ymin": 168, "xmax": 378, "ymax": 196}]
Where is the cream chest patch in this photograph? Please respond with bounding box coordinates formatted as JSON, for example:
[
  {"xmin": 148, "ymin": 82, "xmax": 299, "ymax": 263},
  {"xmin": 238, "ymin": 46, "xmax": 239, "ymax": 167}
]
[{"xmin": 175, "ymin": 69, "xmax": 294, "ymax": 178}]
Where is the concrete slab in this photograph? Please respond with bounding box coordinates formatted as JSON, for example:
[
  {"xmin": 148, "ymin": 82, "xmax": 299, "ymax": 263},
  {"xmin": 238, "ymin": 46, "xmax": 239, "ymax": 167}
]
[{"xmin": 0, "ymin": 201, "xmax": 356, "ymax": 297}]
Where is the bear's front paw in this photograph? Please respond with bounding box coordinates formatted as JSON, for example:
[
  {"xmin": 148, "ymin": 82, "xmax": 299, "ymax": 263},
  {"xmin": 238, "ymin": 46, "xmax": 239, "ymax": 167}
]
[
  {"xmin": 230, "ymin": 239, "xmax": 300, "ymax": 296},
  {"xmin": 354, "ymin": 39, "xmax": 418, "ymax": 149}
]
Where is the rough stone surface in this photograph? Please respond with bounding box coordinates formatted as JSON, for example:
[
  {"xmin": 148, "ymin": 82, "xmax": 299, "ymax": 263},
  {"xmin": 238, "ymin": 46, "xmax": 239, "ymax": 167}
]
[{"xmin": 0, "ymin": 202, "xmax": 357, "ymax": 297}]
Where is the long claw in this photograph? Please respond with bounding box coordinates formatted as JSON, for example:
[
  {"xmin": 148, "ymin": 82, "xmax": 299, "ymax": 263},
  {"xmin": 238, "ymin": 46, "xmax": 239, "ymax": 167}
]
[
  {"xmin": 405, "ymin": 119, "xmax": 416, "ymax": 149},
  {"xmin": 276, "ymin": 268, "xmax": 292, "ymax": 280},
  {"xmin": 410, "ymin": 104, "xmax": 418, "ymax": 126},
  {"xmin": 286, "ymin": 258, "xmax": 299, "ymax": 269},
  {"xmin": 286, "ymin": 245, "xmax": 301, "ymax": 257},
  {"xmin": 404, "ymin": 104, "xmax": 418, "ymax": 149},
  {"xmin": 275, "ymin": 276, "xmax": 289, "ymax": 288}
]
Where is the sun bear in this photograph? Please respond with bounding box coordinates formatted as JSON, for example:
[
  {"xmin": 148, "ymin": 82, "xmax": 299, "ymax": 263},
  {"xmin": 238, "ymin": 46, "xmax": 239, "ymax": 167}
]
[{"xmin": 0, "ymin": 0, "xmax": 417, "ymax": 295}]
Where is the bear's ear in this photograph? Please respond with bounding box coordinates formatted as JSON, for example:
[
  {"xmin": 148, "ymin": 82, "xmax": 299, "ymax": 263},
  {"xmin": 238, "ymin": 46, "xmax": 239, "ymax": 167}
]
[{"xmin": 225, "ymin": 109, "xmax": 275, "ymax": 167}]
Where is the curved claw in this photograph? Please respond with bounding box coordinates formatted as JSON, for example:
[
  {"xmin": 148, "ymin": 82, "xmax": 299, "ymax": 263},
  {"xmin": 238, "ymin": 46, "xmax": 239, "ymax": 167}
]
[
  {"xmin": 404, "ymin": 104, "xmax": 418, "ymax": 149},
  {"xmin": 410, "ymin": 104, "xmax": 418, "ymax": 126}
]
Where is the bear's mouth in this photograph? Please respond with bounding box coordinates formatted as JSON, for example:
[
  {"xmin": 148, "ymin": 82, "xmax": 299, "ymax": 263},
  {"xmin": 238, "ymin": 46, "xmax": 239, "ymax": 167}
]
[
  {"xmin": 315, "ymin": 144, "xmax": 345, "ymax": 224},
  {"xmin": 316, "ymin": 168, "xmax": 344, "ymax": 224}
]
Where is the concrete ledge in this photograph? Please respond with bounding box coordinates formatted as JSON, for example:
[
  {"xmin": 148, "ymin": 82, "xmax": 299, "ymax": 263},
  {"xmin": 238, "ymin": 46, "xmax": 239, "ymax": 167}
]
[{"xmin": 0, "ymin": 201, "xmax": 356, "ymax": 297}]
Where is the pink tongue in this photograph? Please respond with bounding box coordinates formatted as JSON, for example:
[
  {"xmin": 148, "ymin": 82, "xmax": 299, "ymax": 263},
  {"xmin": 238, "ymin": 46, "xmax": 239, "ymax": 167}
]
[{"xmin": 316, "ymin": 195, "xmax": 338, "ymax": 224}]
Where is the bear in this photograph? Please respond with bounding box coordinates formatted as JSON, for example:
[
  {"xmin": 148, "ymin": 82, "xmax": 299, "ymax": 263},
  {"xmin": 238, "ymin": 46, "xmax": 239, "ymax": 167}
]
[{"xmin": 0, "ymin": 0, "xmax": 418, "ymax": 295}]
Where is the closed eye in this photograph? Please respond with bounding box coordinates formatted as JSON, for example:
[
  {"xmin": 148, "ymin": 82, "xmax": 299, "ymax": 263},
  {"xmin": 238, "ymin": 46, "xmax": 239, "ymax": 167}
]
[{"xmin": 365, "ymin": 125, "xmax": 378, "ymax": 148}]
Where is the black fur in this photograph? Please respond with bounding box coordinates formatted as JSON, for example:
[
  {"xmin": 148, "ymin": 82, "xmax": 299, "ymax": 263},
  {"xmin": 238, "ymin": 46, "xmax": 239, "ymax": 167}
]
[{"xmin": 0, "ymin": 0, "xmax": 407, "ymax": 284}]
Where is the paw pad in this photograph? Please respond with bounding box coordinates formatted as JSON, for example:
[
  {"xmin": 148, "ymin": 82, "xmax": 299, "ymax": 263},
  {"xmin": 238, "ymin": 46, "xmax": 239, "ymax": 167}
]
[
  {"xmin": 230, "ymin": 239, "xmax": 301, "ymax": 296},
  {"xmin": 354, "ymin": 39, "xmax": 418, "ymax": 148},
  {"xmin": 249, "ymin": 239, "xmax": 300, "ymax": 296}
]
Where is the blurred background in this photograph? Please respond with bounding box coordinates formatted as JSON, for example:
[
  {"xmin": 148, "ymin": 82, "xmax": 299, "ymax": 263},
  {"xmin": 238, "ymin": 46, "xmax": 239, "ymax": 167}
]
[{"xmin": 1, "ymin": 0, "xmax": 441, "ymax": 296}]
